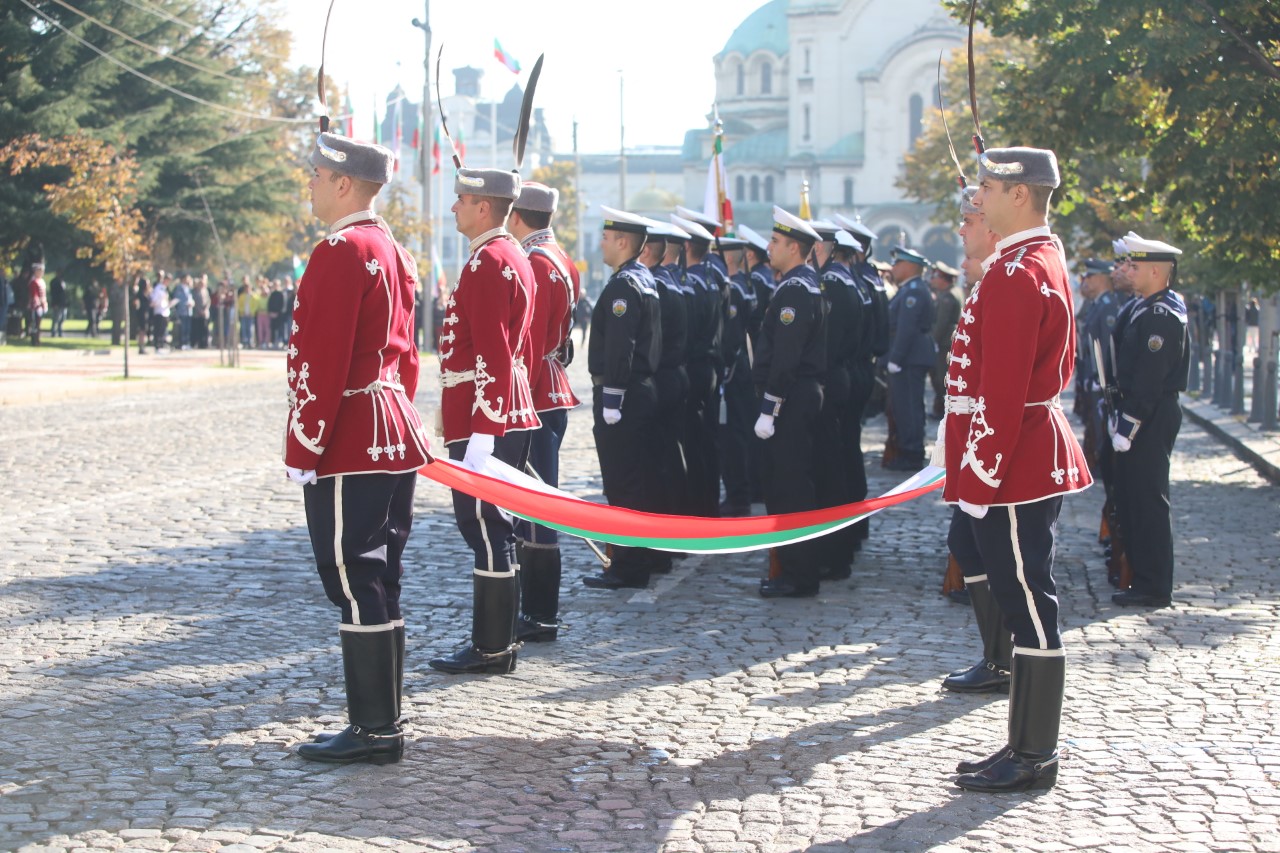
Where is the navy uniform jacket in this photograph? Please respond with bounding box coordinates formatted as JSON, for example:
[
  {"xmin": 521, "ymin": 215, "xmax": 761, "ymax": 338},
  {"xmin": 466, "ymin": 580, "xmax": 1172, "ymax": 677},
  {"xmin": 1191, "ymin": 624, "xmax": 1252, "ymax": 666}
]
[
  {"xmin": 1079, "ymin": 290, "xmax": 1121, "ymax": 385},
  {"xmin": 682, "ymin": 262, "xmax": 713, "ymax": 364},
  {"xmin": 721, "ymin": 270, "xmax": 756, "ymax": 369},
  {"xmin": 887, "ymin": 276, "xmax": 936, "ymax": 368},
  {"xmin": 651, "ymin": 264, "xmax": 689, "ymax": 371},
  {"xmin": 588, "ymin": 258, "xmax": 662, "ymax": 395},
  {"xmin": 819, "ymin": 260, "xmax": 865, "ymax": 371},
  {"xmin": 1111, "ymin": 288, "xmax": 1190, "ymax": 441},
  {"xmin": 747, "ymin": 262, "xmax": 775, "ymax": 344},
  {"xmin": 853, "ymin": 259, "xmax": 890, "ymax": 357},
  {"xmin": 753, "ymin": 264, "xmax": 827, "ymax": 415}
]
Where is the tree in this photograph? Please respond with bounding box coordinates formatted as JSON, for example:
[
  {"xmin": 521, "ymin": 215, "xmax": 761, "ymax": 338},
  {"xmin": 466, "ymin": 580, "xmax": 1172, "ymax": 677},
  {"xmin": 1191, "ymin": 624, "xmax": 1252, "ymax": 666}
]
[
  {"xmin": 904, "ymin": 0, "xmax": 1280, "ymax": 292},
  {"xmin": 1, "ymin": 133, "xmax": 149, "ymax": 281},
  {"xmin": 531, "ymin": 160, "xmax": 579, "ymax": 259},
  {"xmin": 0, "ymin": 1, "xmax": 315, "ymax": 272}
]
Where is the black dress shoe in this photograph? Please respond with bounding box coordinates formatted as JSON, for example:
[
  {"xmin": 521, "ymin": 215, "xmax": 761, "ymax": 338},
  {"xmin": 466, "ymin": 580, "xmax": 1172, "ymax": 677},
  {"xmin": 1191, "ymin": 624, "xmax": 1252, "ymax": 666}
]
[
  {"xmin": 428, "ymin": 643, "xmax": 518, "ymax": 674},
  {"xmin": 582, "ymin": 572, "xmax": 648, "ymax": 590},
  {"xmin": 946, "ymin": 588, "xmax": 971, "ymax": 605},
  {"xmin": 955, "ymin": 748, "xmax": 1059, "ymax": 792},
  {"xmin": 758, "ymin": 578, "xmax": 819, "ymax": 598},
  {"xmin": 956, "ymin": 746, "xmax": 1011, "ymax": 775},
  {"xmin": 942, "ymin": 659, "xmax": 1011, "ymax": 693},
  {"xmin": 297, "ymin": 723, "xmax": 403, "ymax": 765},
  {"xmin": 516, "ymin": 614, "xmax": 563, "ymax": 643},
  {"xmin": 1112, "ymin": 590, "xmax": 1172, "ymax": 608}
]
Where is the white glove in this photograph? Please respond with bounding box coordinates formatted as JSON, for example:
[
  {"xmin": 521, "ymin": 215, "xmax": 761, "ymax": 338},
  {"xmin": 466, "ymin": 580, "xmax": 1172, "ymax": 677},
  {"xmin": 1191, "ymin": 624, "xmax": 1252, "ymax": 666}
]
[
  {"xmin": 1108, "ymin": 417, "xmax": 1132, "ymax": 453},
  {"xmin": 285, "ymin": 466, "xmax": 317, "ymax": 486},
  {"xmin": 754, "ymin": 413, "xmax": 775, "ymax": 440},
  {"xmin": 602, "ymin": 407, "xmax": 622, "ymax": 425},
  {"xmin": 929, "ymin": 417, "xmax": 946, "ymax": 467},
  {"xmin": 886, "ymin": 361, "xmax": 903, "ymax": 374},
  {"xmin": 959, "ymin": 499, "xmax": 989, "ymax": 519},
  {"xmin": 463, "ymin": 433, "xmax": 495, "ymax": 470}
]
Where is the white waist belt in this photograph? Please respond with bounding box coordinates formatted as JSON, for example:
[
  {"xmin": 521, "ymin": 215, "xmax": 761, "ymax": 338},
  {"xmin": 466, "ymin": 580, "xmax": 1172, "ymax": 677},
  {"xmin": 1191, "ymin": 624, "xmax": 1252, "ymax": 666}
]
[
  {"xmin": 343, "ymin": 378, "xmax": 406, "ymax": 397},
  {"xmin": 947, "ymin": 394, "xmax": 1063, "ymax": 414},
  {"xmin": 440, "ymin": 369, "xmax": 476, "ymax": 389}
]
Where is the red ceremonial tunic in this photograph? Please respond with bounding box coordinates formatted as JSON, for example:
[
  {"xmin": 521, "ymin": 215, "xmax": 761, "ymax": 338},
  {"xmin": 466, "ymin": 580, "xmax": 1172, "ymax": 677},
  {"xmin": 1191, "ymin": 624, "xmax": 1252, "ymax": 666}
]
[
  {"xmin": 522, "ymin": 229, "xmax": 581, "ymax": 413},
  {"xmin": 439, "ymin": 227, "xmax": 541, "ymax": 444},
  {"xmin": 283, "ymin": 211, "xmax": 431, "ymax": 478},
  {"xmin": 942, "ymin": 226, "xmax": 1092, "ymax": 506}
]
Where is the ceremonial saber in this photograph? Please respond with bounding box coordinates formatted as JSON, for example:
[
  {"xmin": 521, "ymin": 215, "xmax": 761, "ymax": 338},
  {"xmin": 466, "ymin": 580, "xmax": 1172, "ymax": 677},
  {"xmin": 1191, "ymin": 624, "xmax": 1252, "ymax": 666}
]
[
  {"xmin": 522, "ymin": 461, "xmax": 610, "ymax": 568},
  {"xmin": 435, "ymin": 45, "xmax": 463, "ymax": 169}
]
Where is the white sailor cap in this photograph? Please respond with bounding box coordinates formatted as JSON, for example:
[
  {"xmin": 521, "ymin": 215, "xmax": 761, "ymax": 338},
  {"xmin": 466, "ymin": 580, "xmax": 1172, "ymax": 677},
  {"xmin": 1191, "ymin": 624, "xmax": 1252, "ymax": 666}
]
[
  {"xmin": 600, "ymin": 205, "xmax": 651, "ymax": 235},
  {"xmin": 737, "ymin": 224, "xmax": 769, "ymax": 253},
  {"xmin": 833, "ymin": 230, "xmax": 860, "ymax": 250},
  {"xmin": 772, "ymin": 205, "xmax": 820, "ymax": 244},
  {"xmin": 674, "ymin": 205, "xmax": 721, "ymax": 233},
  {"xmin": 717, "ymin": 236, "xmax": 747, "ymax": 250},
  {"xmin": 671, "ymin": 214, "xmax": 716, "ymax": 243},
  {"xmin": 1112, "ymin": 237, "xmax": 1129, "ymax": 258},
  {"xmin": 808, "ymin": 219, "xmax": 840, "ymax": 242},
  {"xmin": 833, "ymin": 214, "xmax": 876, "ymax": 250},
  {"xmin": 1119, "ymin": 232, "xmax": 1182, "ymax": 262},
  {"xmin": 646, "ymin": 219, "xmax": 690, "ymax": 241},
  {"xmin": 310, "ymin": 132, "xmax": 396, "ymax": 184}
]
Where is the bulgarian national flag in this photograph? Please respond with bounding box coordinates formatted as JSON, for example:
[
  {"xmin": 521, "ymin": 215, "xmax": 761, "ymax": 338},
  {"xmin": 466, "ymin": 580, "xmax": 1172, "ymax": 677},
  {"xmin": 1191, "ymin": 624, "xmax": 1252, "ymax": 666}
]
[
  {"xmin": 494, "ymin": 39, "xmax": 521, "ymax": 74},
  {"xmin": 703, "ymin": 128, "xmax": 735, "ymax": 236}
]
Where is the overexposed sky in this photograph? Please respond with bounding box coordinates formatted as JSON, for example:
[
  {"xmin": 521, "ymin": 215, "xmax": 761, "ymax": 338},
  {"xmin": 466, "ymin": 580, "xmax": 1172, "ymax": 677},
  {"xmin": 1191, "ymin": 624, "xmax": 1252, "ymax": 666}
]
[{"xmin": 279, "ymin": 0, "xmax": 771, "ymax": 154}]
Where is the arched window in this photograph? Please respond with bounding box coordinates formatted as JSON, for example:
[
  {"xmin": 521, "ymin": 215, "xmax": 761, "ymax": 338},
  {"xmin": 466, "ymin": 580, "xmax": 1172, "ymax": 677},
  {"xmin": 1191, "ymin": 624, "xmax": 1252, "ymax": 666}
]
[
  {"xmin": 803, "ymin": 104, "xmax": 811, "ymax": 142},
  {"xmin": 909, "ymin": 93, "xmax": 924, "ymax": 149},
  {"xmin": 804, "ymin": 47, "xmax": 811, "ymax": 75},
  {"xmin": 735, "ymin": 175, "xmax": 746, "ymax": 202},
  {"xmin": 764, "ymin": 175, "xmax": 775, "ymax": 202},
  {"xmin": 761, "ymin": 63, "xmax": 773, "ymax": 95},
  {"xmin": 750, "ymin": 175, "xmax": 760, "ymax": 202},
  {"xmin": 736, "ymin": 64, "xmax": 745, "ymax": 96},
  {"xmin": 843, "ymin": 178, "xmax": 854, "ymax": 207}
]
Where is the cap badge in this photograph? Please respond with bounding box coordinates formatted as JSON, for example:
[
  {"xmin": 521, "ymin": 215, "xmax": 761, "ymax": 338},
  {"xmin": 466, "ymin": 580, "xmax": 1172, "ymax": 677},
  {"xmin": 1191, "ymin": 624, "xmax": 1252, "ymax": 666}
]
[
  {"xmin": 458, "ymin": 174, "xmax": 485, "ymax": 188},
  {"xmin": 980, "ymin": 153, "xmax": 1024, "ymax": 175},
  {"xmin": 317, "ymin": 137, "xmax": 348, "ymax": 163}
]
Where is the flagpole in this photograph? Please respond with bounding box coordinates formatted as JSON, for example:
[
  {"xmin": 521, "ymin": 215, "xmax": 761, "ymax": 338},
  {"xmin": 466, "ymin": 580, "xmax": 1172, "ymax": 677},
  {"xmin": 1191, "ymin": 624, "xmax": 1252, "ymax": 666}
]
[
  {"xmin": 618, "ymin": 71, "xmax": 626, "ymax": 207},
  {"xmin": 412, "ymin": 3, "xmax": 432, "ymax": 321}
]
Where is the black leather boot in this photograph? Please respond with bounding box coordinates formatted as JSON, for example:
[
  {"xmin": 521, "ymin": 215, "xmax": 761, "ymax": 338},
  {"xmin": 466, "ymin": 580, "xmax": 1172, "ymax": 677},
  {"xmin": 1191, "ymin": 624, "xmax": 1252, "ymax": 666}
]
[
  {"xmin": 518, "ymin": 546, "xmax": 565, "ymax": 642},
  {"xmin": 429, "ymin": 568, "xmax": 519, "ymax": 674},
  {"xmin": 314, "ymin": 620, "xmax": 405, "ymax": 744},
  {"xmin": 298, "ymin": 628, "xmax": 403, "ymax": 765},
  {"xmin": 943, "ymin": 580, "xmax": 1011, "ymax": 693},
  {"xmin": 955, "ymin": 652, "xmax": 1064, "ymax": 792}
]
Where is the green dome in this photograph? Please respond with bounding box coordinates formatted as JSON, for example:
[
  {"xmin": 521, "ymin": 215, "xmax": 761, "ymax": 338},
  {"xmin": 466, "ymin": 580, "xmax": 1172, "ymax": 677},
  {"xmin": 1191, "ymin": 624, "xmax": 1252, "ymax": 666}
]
[{"xmin": 718, "ymin": 0, "xmax": 789, "ymax": 59}]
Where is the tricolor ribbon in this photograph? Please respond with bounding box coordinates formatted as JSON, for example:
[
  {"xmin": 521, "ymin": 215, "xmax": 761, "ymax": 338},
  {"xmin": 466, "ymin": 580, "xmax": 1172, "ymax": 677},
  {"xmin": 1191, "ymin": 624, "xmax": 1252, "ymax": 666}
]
[{"xmin": 418, "ymin": 457, "xmax": 944, "ymax": 554}]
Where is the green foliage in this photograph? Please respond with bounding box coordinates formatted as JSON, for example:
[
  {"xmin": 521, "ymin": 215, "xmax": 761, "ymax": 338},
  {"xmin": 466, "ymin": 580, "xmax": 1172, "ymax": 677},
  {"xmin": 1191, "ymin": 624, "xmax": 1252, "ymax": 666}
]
[
  {"xmin": 531, "ymin": 160, "xmax": 579, "ymax": 258},
  {"xmin": 901, "ymin": 0, "xmax": 1280, "ymax": 293},
  {"xmin": 0, "ymin": 1, "xmax": 316, "ymax": 275}
]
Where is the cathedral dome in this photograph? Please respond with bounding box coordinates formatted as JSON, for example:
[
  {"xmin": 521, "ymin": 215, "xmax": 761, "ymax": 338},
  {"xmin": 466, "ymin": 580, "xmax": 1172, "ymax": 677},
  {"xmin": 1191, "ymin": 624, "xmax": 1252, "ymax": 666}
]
[{"xmin": 717, "ymin": 0, "xmax": 789, "ymax": 58}]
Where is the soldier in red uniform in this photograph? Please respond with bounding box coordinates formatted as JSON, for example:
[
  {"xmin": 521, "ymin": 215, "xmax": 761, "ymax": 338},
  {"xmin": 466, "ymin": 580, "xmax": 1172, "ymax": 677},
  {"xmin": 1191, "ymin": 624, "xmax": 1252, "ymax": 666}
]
[
  {"xmin": 942, "ymin": 147, "xmax": 1092, "ymax": 792},
  {"xmin": 429, "ymin": 167, "xmax": 541, "ymax": 674},
  {"xmin": 506, "ymin": 182, "xmax": 581, "ymax": 642},
  {"xmin": 286, "ymin": 132, "xmax": 430, "ymax": 765}
]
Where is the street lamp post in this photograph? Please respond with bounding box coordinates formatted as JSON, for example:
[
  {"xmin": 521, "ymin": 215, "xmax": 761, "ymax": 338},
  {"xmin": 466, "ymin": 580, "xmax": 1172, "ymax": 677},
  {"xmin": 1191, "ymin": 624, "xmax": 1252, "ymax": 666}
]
[{"xmin": 411, "ymin": 3, "xmax": 432, "ymax": 349}]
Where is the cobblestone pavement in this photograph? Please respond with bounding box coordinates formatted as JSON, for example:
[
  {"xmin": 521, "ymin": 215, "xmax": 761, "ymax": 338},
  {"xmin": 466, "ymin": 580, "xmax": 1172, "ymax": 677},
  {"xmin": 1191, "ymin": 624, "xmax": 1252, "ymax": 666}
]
[{"xmin": 1, "ymin": 354, "xmax": 1277, "ymax": 853}]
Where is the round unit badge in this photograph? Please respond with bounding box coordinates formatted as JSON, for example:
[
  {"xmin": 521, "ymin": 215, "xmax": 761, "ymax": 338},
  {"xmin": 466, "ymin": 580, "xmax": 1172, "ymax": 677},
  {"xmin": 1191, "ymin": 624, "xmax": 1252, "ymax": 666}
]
[
  {"xmin": 779, "ymin": 307, "xmax": 796, "ymax": 325},
  {"xmin": 1147, "ymin": 335, "xmax": 1164, "ymax": 352},
  {"xmin": 612, "ymin": 299, "xmax": 628, "ymax": 317}
]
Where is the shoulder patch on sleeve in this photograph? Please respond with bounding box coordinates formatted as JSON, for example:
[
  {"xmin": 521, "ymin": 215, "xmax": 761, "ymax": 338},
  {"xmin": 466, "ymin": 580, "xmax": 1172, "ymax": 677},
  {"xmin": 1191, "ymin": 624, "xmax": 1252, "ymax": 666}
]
[{"xmin": 612, "ymin": 298, "xmax": 628, "ymax": 317}]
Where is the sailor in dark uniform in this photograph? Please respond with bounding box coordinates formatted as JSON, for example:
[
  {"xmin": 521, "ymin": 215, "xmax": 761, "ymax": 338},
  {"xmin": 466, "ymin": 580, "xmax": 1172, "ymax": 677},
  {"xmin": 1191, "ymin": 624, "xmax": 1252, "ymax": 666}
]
[
  {"xmin": 739, "ymin": 224, "xmax": 776, "ymax": 506},
  {"xmin": 583, "ymin": 207, "xmax": 664, "ymax": 590},
  {"xmin": 1108, "ymin": 233, "xmax": 1190, "ymax": 609},
  {"xmin": 642, "ymin": 220, "xmax": 692, "ymax": 530},
  {"xmin": 884, "ymin": 246, "xmax": 936, "ymax": 470},
  {"xmin": 718, "ymin": 235, "xmax": 757, "ymax": 516},
  {"xmin": 1076, "ymin": 258, "xmax": 1119, "ymax": 474},
  {"xmin": 755, "ymin": 207, "xmax": 827, "ymax": 598}
]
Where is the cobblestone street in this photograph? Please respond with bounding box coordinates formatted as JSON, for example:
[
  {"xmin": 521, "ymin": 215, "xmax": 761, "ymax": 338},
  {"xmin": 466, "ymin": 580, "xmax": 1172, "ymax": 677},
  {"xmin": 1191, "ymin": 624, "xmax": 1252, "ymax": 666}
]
[{"xmin": 1, "ymin": 354, "xmax": 1277, "ymax": 852}]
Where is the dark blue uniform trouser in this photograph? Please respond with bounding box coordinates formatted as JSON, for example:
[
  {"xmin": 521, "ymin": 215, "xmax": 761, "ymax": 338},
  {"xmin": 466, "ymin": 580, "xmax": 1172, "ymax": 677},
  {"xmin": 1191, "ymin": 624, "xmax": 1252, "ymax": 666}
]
[
  {"xmin": 814, "ymin": 365, "xmax": 852, "ymax": 570},
  {"xmin": 948, "ymin": 496, "xmax": 1064, "ymax": 650},
  {"xmin": 719, "ymin": 353, "xmax": 755, "ymax": 510},
  {"xmin": 514, "ymin": 409, "xmax": 569, "ymax": 547},
  {"xmin": 1114, "ymin": 396, "xmax": 1181, "ymax": 598},
  {"xmin": 653, "ymin": 365, "xmax": 690, "ymax": 514},
  {"xmin": 448, "ymin": 433, "xmax": 531, "ymax": 572},
  {"xmin": 889, "ymin": 365, "xmax": 928, "ymax": 459},
  {"xmin": 685, "ymin": 358, "xmax": 720, "ymax": 516},
  {"xmin": 761, "ymin": 378, "xmax": 824, "ymax": 586},
  {"xmin": 303, "ymin": 471, "xmax": 417, "ymax": 626},
  {"xmin": 594, "ymin": 380, "xmax": 661, "ymax": 577},
  {"xmin": 845, "ymin": 360, "xmax": 875, "ymax": 541}
]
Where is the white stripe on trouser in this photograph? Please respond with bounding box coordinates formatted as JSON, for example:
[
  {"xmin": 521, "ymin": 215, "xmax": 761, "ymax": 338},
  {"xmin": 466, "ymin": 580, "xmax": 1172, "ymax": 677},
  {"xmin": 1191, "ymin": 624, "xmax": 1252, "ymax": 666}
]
[
  {"xmin": 333, "ymin": 475, "xmax": 360, "ymax": 625},
  {"xmin": 340, "ymin": 622, "xmax": 395, "ymax": 633},
  {"xmin": 473, "ymin": 567, "xmax": 515, "ymax": 578},
  {"xmin": 474, "ymin": 493, "xmax": 495, "ymax": 572},
  {"xmin": 1008, "ymin": 505, "xmax": 1048, "ymax": 649},
  {"xmin": 964, "ymin": 573, "xmax": 988, "ymax": 584},
  {"xmin": 1014, "ymin": 645, "xmax": 1065, "ymax": 658}
]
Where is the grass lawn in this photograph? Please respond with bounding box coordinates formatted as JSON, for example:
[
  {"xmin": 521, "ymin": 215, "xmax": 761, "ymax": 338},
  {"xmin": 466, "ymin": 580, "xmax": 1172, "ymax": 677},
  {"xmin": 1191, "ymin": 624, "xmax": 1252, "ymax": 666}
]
[{"xmin": 3, "ymin": 316, "xmax": 121, "ymax": 352}]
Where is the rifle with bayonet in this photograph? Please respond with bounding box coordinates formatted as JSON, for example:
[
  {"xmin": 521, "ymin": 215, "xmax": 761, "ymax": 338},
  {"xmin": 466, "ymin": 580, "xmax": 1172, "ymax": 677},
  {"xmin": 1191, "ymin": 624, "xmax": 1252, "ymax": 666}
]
[{"xmin": 1092, "ymin": 337, "xmax": 1133, "ymax": 590}]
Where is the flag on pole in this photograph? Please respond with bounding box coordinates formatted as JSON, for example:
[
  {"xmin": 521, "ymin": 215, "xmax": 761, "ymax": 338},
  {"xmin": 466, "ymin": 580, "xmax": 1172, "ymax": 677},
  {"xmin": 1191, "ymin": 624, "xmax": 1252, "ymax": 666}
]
[
  {"xmin": 373, "ymin": 94, "xmax": 381, "ymax": 144},
  {"xmin": 431, "ymin": 242, "xmax": 449, "ymax": 304},
  {"xmin": 799, "ymin": 175, "xmax": 812, "ymax": 220},
  {"xmin": 432, "ymin": 123, "xmax": 442, "ymax": 175},
  {"xmin": 393, "ymin": 94, "xmax": 402, "ymax": 172},
  {"xmin": 455, "ymin": 124, "xmax": 467, "ymax": 163},
  {"xmin": 702, "ymin": 106, "xmax": 734, "ymax": 236},
  {"xmin": 494, "ymin": 39, "xmax": 521, "ymax": 74},
  {"xmin": 342, "ymin": 92, "xmax": 354, "ymax": 137}
]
